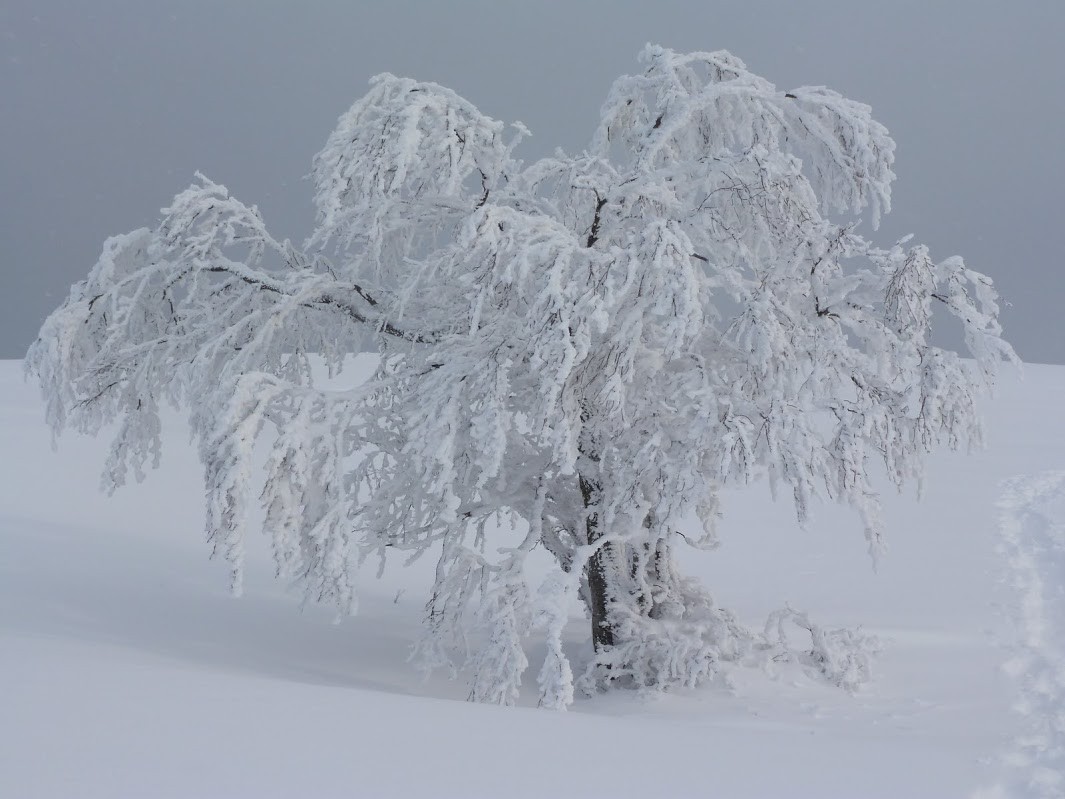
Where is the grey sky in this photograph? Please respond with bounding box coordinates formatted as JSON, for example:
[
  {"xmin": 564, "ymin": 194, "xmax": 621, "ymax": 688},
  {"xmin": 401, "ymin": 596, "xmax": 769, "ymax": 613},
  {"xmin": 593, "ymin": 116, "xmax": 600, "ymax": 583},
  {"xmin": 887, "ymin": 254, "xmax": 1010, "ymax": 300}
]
[{"xmin": 2, "ymin": 0, "xmax": 1062, "ymax": 362}]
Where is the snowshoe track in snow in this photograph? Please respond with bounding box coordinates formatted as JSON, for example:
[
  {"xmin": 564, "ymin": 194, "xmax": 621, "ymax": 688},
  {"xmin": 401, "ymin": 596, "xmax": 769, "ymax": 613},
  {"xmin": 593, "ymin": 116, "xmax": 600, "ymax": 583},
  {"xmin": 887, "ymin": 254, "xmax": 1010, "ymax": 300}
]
[{"xmin": 994, "ymin": 471, "xmax": 1065, "ymax": 797}]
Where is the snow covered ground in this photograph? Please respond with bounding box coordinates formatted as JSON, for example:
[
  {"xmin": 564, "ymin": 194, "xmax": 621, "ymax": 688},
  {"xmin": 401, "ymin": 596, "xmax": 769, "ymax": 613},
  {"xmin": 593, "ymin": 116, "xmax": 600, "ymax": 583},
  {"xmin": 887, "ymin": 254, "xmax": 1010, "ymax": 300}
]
[{"xmin": 2, "ymin": 358, "xmax": 1063, "ymax": 797}]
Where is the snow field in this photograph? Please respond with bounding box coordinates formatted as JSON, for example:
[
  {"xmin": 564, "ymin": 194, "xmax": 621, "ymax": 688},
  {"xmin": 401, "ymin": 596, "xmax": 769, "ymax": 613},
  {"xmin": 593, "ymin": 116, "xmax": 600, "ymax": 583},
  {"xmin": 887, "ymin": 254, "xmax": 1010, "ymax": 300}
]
[{"xmin": 3, "ymin": 360, "xmax": 1064, "ymax": 796}]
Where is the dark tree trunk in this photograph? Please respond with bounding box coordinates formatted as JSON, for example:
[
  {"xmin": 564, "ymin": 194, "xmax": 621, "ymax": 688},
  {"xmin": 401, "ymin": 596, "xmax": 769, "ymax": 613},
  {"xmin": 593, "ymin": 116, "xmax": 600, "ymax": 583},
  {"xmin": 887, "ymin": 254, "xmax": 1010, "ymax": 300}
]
[{"xmin": 579, "ymin": 472, "xmax": 616, "ymax": 652}]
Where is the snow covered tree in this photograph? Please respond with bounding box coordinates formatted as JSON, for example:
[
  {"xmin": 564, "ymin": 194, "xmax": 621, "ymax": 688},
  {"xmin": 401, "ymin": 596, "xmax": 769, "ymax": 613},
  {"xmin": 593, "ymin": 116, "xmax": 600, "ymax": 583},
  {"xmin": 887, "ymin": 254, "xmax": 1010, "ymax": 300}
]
[{"xmin": 28, "ymin": 46, "xmax": 1016, "ymax": 707}]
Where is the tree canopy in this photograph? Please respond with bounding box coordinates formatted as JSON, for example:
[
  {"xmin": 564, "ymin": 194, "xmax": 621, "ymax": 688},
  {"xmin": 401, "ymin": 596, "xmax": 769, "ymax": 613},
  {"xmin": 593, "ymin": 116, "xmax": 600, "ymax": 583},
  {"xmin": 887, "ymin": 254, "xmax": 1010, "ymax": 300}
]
[{"xmin": 29, "ymin": 46, "xmax": 1016, "ymax": 707}]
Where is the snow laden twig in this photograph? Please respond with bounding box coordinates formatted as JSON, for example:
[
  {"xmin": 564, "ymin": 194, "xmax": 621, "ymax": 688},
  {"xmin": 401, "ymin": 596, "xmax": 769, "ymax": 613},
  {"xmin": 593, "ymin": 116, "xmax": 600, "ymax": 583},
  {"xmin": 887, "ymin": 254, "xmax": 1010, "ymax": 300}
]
[{"xmin": 761, "ymin": 606, "xmax": 879, "ymax": 692}]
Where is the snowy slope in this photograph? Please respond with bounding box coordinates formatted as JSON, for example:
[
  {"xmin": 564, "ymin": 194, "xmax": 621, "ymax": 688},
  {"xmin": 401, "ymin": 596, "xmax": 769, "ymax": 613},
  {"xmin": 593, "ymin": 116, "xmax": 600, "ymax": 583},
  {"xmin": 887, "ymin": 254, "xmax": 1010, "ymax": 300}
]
[{"xmin": 3, "ymin": 359, "xmax": 1063, "ymax": 797}]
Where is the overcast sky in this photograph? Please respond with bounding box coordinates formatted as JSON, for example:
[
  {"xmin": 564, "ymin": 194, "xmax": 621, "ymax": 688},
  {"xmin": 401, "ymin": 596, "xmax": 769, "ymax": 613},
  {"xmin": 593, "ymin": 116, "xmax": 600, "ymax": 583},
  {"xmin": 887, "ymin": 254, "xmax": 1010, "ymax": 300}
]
[{"xmin": 2, "ymin": 0, "xmax": 1062, "ymax": 362}]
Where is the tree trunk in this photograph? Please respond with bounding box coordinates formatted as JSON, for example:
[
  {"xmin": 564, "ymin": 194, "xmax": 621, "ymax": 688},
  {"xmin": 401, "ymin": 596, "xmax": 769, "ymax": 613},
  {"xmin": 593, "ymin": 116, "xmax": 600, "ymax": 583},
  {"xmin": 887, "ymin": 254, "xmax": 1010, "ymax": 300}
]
[{"xmin": 579, "ymin": 472, "xmax": 616, "ymax": 652}]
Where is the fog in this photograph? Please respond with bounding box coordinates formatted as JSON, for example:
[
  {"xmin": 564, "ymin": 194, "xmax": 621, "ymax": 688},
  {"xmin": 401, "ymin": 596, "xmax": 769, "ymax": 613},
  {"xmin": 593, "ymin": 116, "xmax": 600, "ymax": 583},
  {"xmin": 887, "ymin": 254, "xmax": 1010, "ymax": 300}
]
[{"xmin": 3, "ymin": 1, "xmax": 1061, "ymax": 362}]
